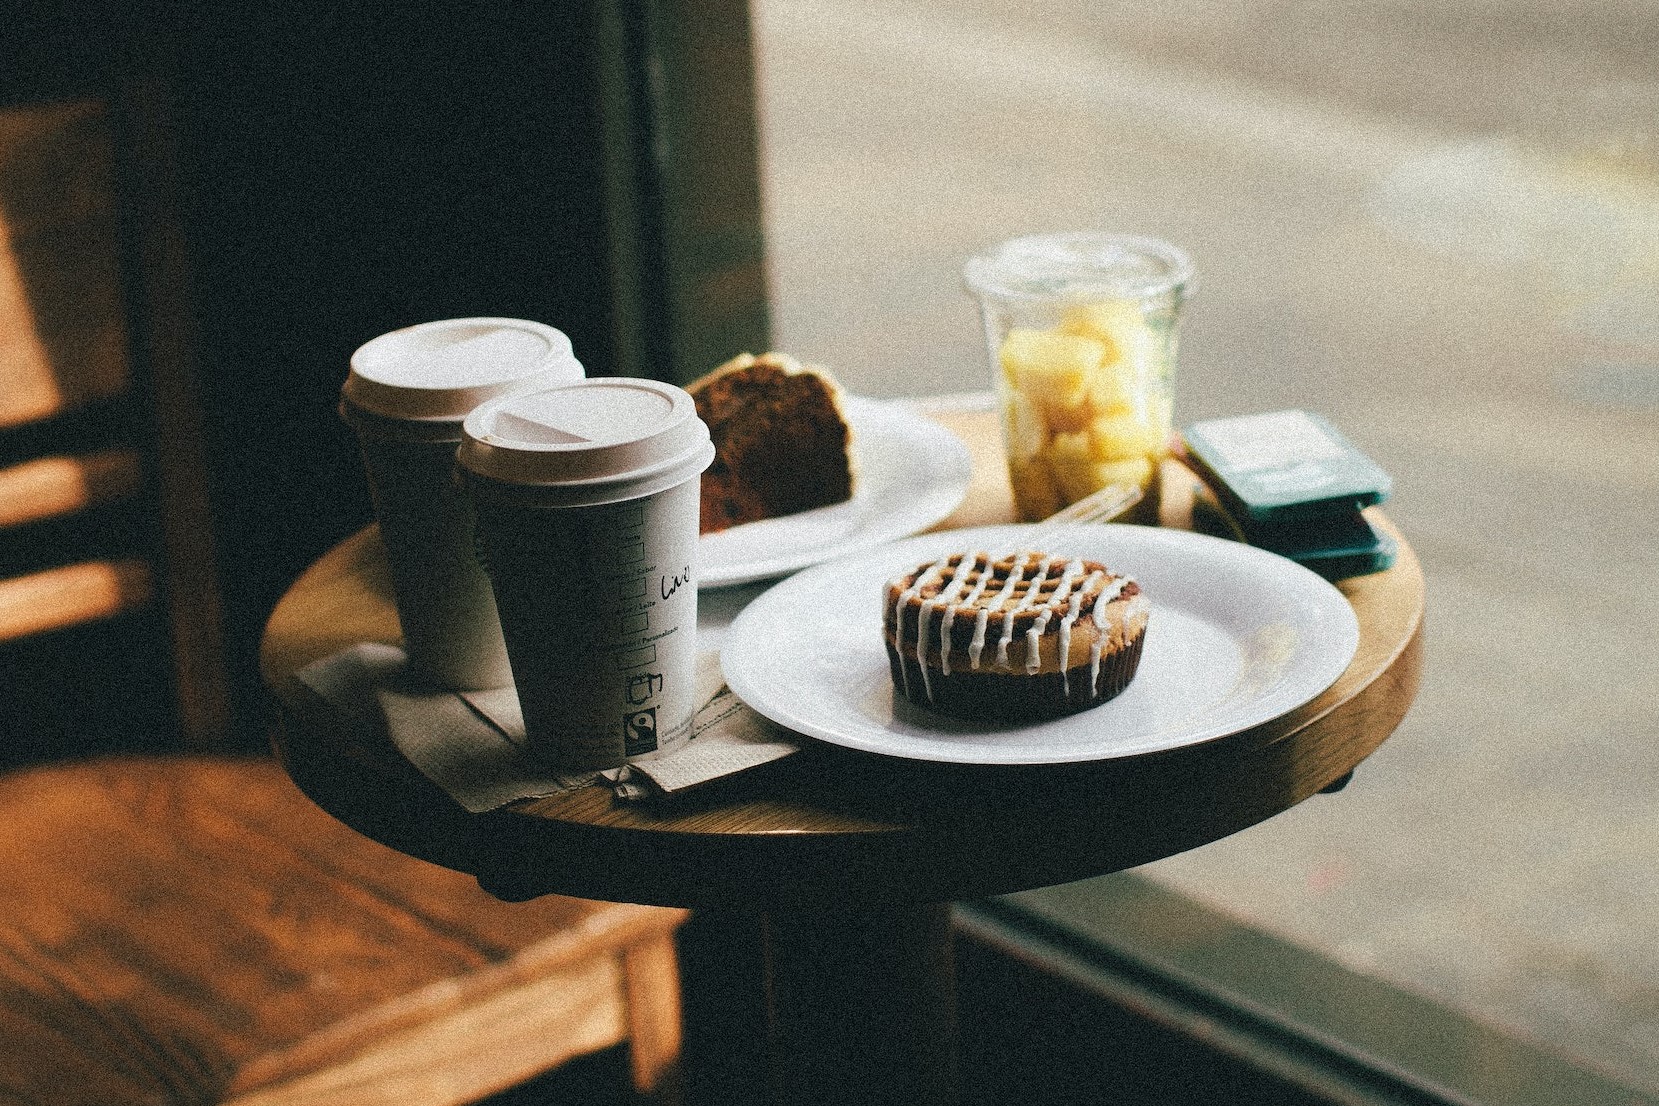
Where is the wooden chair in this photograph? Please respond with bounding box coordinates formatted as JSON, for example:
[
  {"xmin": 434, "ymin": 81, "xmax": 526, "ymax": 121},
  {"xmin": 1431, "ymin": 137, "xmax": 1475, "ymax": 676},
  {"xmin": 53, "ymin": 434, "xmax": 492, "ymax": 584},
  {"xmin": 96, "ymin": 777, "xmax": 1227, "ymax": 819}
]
[
  {"xmin": 0, "ymin": 100, "xmax": 687, "ymax": 1106},
  {"xmin": 0, "ymin": 755, "xmax": 687, "ymax": 1106}
]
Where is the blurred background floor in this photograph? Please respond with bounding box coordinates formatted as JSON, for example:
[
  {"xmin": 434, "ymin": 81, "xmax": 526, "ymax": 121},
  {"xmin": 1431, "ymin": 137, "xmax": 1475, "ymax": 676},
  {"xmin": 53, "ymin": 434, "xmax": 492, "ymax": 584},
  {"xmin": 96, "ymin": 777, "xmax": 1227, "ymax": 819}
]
[{"xmin": 748, "ymin": 0, "xmax": 1659, "ymax": 1093}]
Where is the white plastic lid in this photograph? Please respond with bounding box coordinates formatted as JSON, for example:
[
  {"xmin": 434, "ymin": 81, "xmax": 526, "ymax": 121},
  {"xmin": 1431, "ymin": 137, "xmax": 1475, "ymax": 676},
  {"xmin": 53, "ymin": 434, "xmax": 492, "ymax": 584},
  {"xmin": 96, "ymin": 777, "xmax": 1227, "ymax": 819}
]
[
  {"xmin": 342, "ymin": 317, "xmax": 585, "ymax": 430},
  {"xmin": 459, "ymin": 378, "xmax": 714, "ymax": 506},
  {"xmin": 964, "ymin": 232, "xmax": 1194, "ymax": 302}
]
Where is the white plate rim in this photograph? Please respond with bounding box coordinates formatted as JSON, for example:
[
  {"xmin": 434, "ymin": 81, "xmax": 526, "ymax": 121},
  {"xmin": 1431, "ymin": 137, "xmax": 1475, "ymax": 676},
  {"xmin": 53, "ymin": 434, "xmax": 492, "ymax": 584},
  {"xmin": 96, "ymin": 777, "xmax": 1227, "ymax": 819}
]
[
  {"xmin": 720, "ymin": 523, "xmax": 1361, "ymax": 764},
  {"xmin": 696, "ymin": 396, "xmax": 974, "ymax": 589}
]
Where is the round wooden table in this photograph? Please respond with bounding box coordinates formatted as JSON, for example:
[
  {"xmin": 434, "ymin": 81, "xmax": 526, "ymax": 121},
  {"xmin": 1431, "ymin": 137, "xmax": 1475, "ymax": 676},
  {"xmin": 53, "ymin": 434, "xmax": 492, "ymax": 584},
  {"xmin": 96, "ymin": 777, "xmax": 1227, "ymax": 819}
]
[{"xmin": 262, "ymin": 408, "xmax": 1424, "ymax": 1106}]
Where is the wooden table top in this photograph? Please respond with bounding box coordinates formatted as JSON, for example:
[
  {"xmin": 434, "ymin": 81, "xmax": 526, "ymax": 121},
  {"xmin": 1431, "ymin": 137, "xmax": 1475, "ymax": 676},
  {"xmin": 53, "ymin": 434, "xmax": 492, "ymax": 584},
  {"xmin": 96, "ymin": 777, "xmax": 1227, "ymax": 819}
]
[{"xmin": 262, "ymin": 408, "xmax": 1424, "ymax": 912}]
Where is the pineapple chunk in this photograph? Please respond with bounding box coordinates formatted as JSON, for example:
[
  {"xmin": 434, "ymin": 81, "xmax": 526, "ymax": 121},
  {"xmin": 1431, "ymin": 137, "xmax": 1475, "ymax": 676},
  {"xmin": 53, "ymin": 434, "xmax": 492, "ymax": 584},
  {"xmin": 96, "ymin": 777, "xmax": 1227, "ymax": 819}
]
[
  {"xmin": 1089, "ymin": 456, "xmax": 1156, "ymax": 489},
  {"xmin": 1088, "ymin": 413, "xmax": 1161, "ymax": 462},
  {"xmin": 999, "ymin": 328, "xmax": 1105, "ymax": 408},
  {"xmin": 1061, "ymin": 299, "xmax": 1164, "ymax": 384},
  {"xmin": 1001, "ymin": 388, "xmax": 1049, "ymax": 460},
  {"xmin": 1047, "ymin": 430, "xmax": 1094, "ymax": 467},
  {"xmin": 1045, "ymin": 431, "xmax": 1097, "ymax": 505},
  {"xmin": 1082, "ymin": 359, "xmax": 1141, "ymax": 417},
  {"xmin": 1050, "ymin": 453, "xmax": 1156, "ymax": 503},
  {"xmin": 1059, "ymin": 300, "xmax": 1141, "ymax": 347}
]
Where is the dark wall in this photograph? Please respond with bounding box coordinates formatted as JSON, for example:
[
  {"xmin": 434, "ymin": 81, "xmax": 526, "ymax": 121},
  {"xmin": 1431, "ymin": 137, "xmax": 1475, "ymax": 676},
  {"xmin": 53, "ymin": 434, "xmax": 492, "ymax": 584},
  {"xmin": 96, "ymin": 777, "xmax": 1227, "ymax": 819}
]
[{"xmin": 161, "ymin": 3, "xmax": 626, "ymax": 739}]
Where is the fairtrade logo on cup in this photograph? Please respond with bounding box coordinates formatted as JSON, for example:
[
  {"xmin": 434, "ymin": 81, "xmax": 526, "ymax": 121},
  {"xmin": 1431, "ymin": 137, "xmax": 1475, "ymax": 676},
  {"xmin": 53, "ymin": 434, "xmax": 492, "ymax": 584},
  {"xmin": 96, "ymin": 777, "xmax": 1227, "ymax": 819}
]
[{"xmin": 458, "ymin": 378, "xmax": 715, "ymax": 772}]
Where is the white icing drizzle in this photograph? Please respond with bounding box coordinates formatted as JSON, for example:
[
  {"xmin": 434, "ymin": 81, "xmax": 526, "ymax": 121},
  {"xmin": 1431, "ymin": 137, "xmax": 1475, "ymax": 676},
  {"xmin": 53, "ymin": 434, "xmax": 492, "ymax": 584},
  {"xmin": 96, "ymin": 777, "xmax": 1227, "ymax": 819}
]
[
  {"xmin": 1056, "ymin": 568, "xmax": 1105, "ymax": 696},
  {"xmin": 916, "ymin": 554, "xmax": 980, "ymax": 696},
  {"xmin": 1024, "ymin": 558, "xmax": 1086, "ymax": 675},
  {"xmin": 971, "ymin": 552, "xmax": 1030, "ymax": 670},
  {"xmin": 997, "ymin": 555, "xmax": 1058, "ymax": 669},
  {"xmin": 968, "ymin": 609, "xmax": 990, "ymax": 670},
  {"xmin": 1090, "ymin": 576, "xmax": 1130, "ymax": 626},
  {"xmin": 938, "ymin": 553, "xmax": 993, "ymax": 677},
  {"xmin": 1086, "ymin": 576, "xmax": 1132, "ymax": 691},
  {"xmin": 890, "ymin": 560, "xmax": 950, "ymax": 699}
]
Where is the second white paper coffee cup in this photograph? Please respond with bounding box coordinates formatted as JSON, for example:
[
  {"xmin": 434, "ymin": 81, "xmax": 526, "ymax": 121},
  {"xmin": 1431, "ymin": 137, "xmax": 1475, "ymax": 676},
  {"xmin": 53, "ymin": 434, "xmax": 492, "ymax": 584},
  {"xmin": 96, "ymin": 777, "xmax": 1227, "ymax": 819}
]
[
  {"xmin": 458, "ymin": 377, "xmax": 715, "ymax": 772},
  {"xmin": 342, "ymin": 317, "xmax": 585, "ymax": 690}
]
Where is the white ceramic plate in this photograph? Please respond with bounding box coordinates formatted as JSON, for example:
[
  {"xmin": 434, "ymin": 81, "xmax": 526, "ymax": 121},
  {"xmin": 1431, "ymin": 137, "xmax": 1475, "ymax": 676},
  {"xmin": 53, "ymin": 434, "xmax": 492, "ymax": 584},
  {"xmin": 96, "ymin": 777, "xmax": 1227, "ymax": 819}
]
[
  {"xmin": 697, "ymin": 396, "xmax": 974, "ymax": 589},
  {"xmin": 721, "ymin": 524, "xmax": 1360, "ymax": 764}
]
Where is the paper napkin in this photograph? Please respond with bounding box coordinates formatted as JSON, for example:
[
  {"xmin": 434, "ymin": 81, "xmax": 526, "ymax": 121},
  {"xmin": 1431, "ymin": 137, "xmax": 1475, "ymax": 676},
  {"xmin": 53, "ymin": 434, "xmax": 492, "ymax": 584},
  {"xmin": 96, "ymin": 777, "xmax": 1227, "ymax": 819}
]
[{"xmin": 294, "ymin": 643, "xmax": 801, "ymax": 811}]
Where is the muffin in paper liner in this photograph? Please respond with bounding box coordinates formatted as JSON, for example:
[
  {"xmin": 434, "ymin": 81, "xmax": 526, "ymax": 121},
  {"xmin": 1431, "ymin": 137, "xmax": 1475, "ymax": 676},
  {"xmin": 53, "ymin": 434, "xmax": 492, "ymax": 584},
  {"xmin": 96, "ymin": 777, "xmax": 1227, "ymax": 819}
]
[{"xmin": 883, "ymin": 550, "xmax": 1149, "ymax": 723}]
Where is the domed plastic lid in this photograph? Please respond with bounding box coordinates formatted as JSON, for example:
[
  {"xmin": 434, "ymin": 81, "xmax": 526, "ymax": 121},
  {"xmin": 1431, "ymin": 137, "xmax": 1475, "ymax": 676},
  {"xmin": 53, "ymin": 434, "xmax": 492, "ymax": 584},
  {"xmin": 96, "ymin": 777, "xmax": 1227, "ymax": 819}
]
[
  {"xmin": 459, "ymin": 378, "xmax": 714, "ymax": 507},
  {"xmin": 342, "ymin": 318, "xmax": 584, "ymax": 432},
  {"xmin": 964, "ymin": 232, "xmax": 1194, "ymax": 302}
]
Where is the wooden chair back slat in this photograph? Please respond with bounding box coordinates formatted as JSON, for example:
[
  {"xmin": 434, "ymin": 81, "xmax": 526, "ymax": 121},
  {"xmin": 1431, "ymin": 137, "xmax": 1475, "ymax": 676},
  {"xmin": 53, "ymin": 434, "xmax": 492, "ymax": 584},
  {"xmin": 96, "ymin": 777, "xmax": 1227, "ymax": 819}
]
[
  {"xmin": 0, "ymin": 449, "xmax": 143, "ymax": 529},
  {"xmin": 0, "ymin": 102, "xmax": 131, "ymax": 430},
  {"xmin": 0, "ymin": 559, "xmax": 154, "ymax": 643}
]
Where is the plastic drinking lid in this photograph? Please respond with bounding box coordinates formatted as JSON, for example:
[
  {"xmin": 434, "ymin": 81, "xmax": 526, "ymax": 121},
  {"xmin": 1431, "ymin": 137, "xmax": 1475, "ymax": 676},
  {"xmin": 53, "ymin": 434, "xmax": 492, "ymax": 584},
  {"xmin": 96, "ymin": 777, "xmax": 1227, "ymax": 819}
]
[
  {"xmin": 963, "ymin": 232, "xmax": 1194, "ymax": 301},
  {"xmin": 459, "ymin": 378, "xmax": 713, "ymax": 496},
  {"xmin": 342, "ymin": 318, "xmax": 584, "ymax": 423}
]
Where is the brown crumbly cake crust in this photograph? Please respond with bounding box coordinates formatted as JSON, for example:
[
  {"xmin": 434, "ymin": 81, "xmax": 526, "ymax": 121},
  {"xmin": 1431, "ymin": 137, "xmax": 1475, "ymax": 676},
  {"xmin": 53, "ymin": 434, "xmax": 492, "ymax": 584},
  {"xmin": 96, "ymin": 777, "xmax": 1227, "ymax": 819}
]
[
  {"xmin": 883, "ymin": 550, "xmax": 1148, "ymax": 721},
  {"xmin": 688, "ymin": 352, "xmax": 855, "ymax": 534}
]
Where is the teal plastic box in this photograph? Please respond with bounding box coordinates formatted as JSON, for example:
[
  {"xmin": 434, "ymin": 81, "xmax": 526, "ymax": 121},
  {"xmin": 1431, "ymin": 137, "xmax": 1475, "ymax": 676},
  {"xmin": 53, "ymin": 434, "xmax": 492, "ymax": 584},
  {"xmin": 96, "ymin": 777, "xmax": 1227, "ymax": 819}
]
[
  {"xmin": 1239, "ymin": 508, "xmax": 1398, "ymax": 580},
  {"xmin": 1182, "ymin": 410, "xmax": 1391, "ymax": 523}
]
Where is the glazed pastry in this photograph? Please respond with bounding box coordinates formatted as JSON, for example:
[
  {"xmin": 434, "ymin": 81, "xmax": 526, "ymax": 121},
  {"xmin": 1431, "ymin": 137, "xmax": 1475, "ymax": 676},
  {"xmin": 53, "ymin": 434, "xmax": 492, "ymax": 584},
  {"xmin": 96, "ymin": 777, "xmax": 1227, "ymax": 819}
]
[{"xmin": 883, "ymin": 550, "xmax": 1148, "ymax": 721}]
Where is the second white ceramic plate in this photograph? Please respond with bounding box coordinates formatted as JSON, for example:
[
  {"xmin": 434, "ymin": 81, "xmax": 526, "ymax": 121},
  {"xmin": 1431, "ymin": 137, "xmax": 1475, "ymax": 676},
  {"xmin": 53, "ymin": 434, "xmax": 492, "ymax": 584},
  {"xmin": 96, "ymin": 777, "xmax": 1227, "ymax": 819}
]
[
  {"xmin": 721, "ymin": 524, "xmax": 1360, "ymax": 764},
  {"xmin": 697, "ymin": 396, "xmax": 974, "ymax": 589}
]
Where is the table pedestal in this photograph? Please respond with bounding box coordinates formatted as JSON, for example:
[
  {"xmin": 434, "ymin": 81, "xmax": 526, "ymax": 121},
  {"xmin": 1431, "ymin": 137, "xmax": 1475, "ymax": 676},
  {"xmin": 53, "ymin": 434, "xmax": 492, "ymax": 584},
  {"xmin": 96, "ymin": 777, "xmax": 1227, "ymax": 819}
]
[{"xmin": 762, "ymin": 903, "xmax": 959, "ymax": 1106}]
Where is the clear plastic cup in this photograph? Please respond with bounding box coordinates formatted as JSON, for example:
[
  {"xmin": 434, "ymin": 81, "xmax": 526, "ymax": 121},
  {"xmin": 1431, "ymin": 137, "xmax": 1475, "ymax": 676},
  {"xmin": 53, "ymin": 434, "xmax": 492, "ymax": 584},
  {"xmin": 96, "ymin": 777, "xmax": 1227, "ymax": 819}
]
[
  {"xmin": 341, "ymin": 318, "xmax": 585, "ymax": 689},
  {"xmin": 458, "ymin": 378, "xmax": 715, "ymax": 772},
  {"xmin": 964, "ymin": 233, "xmax": 1193, "ymax": 525}
]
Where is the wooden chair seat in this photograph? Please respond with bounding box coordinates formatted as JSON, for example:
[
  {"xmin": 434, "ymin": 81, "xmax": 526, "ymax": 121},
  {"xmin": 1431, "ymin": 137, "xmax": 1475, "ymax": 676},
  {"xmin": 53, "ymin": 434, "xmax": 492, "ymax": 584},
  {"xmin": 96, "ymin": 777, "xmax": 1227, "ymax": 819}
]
[{"xmin": 0, "ymin": 754, "xmax": 687, "ymax": 1106}]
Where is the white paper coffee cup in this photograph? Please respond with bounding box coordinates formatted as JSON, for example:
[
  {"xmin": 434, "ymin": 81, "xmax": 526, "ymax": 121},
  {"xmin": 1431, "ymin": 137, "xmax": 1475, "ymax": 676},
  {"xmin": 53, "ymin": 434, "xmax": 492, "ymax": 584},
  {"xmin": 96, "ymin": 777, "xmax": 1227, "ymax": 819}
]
[
  {"xmin": 342, "ymin": 318, "xmax": 585, "ymax": 689},
  {"xmin": 458, "ymin": 378, "xmax": 715, "ymax": 772}
]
